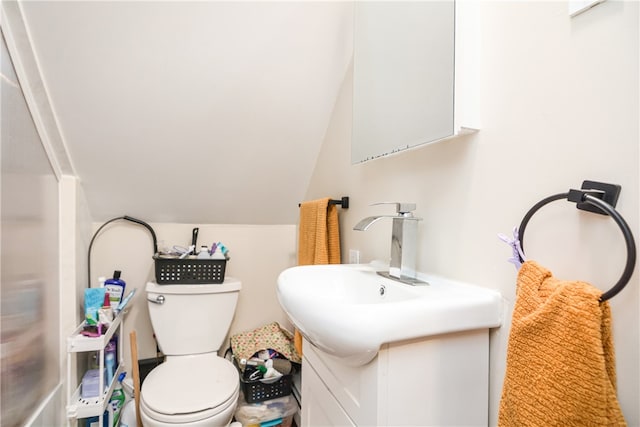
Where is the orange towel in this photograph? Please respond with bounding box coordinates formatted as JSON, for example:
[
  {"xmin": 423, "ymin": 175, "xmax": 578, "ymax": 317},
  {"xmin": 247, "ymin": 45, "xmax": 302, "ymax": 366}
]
[
  {"xmin": 294, "ymin": 197, "xmax": 341, "ymax": 354},
  {"xmin": 298, "ymin": 197, "xmax": 341, "ymax": 266},
  {"xmin": 499, "ymin": 260, "xmax": 626, "ymax": 427}
]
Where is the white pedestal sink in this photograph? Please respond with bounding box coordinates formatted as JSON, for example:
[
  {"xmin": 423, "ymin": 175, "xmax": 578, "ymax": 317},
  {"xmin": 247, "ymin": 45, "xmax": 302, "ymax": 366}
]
[
  {"xmin": 277, "ymin": 263, "xmax": 503, "ymax": 426},
  {"xmin": 277, "ymin": 263, "xmax": 502, "ymax": 366}
]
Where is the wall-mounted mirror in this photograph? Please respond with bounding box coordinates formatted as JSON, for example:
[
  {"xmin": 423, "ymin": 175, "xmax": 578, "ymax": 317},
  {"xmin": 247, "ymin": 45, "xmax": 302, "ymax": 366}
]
[{"xmin": 352, "ymin": 1, "xmax": 455, "ymax": 163}]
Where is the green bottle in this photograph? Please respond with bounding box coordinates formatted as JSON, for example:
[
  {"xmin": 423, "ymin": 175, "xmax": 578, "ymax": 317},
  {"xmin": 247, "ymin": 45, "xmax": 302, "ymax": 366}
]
[{"xmin": 109, "ymin": 374, "xmax": 126, "ymax": 426}]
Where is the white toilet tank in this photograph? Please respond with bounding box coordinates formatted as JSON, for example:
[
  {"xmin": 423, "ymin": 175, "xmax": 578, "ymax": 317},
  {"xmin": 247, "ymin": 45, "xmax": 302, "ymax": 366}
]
[{"xmin": 146, "ymin": 279, "xmax": 241, "ymax": 355}]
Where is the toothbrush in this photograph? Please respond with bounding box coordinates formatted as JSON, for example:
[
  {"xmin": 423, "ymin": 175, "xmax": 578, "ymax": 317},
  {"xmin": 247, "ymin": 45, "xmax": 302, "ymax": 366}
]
[
  {"xmin": 191, "ymin": 228, "xmax": 199, "ymax": 255},
  {"xmin": 115, "ymin": 288, "xmax": 136, "ymax": 314},
  {"xmin": 218, "ymin": 242, "xmax": 228, "ymax": 256},
  {"xmin": 179, "ymin": 245, "xmax": 194, "ymax": 259}
]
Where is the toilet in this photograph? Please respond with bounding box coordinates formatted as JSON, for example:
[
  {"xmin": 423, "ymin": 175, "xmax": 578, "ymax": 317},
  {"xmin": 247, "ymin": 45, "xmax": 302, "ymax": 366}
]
[{"xmin": 140, "ymin": 279, "xmax": 242, "ymax": 426}]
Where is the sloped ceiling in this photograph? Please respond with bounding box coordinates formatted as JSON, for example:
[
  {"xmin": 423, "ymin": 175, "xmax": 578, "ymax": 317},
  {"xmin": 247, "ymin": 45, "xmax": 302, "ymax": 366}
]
[{"xmin": 19, "ymin": 1, "xmax": 354, "ymax": 224}]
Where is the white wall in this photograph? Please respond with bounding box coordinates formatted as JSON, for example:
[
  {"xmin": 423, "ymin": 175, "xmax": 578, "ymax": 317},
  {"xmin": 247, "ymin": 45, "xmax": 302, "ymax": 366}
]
[
  {"xmin": 306, "ymin": 1, "xmax": 639, "ymax": 425},
  {"xmin": 19, "ymin": 1, "xmax": 353, "ymax": 225},
  {"xmin": 90, "ymin": 223, "xmax": 297, "ymax": 370}
]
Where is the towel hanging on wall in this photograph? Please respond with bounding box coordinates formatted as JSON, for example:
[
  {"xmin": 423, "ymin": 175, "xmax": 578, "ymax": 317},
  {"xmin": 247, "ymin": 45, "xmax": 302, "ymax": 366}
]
[
  {"xmin": 498, "ymin": 261, "xmax": 626, "ymax": 426},
  {"xmin": 298, "ymin": 197, "xmax": 341, "ymax": 265}
]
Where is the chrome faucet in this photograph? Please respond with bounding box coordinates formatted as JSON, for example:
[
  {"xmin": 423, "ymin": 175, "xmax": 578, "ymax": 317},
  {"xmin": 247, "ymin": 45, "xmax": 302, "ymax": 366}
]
[{"xmin": 354, "ymin": 202, "xmax": 425, "ymax": 284}]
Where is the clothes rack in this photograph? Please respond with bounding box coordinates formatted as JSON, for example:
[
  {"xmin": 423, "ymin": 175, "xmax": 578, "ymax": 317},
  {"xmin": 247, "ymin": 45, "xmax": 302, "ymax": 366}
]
[{"xmin": 517, "ymin": 181, "xmax": 636, "ymax": 302}]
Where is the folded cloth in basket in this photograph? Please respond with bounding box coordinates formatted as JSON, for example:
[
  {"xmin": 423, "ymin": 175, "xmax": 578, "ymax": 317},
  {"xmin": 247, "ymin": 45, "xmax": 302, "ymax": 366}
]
[{"xmin": 231, "ymin": 322, "xmax": 301, "ymax": 364}]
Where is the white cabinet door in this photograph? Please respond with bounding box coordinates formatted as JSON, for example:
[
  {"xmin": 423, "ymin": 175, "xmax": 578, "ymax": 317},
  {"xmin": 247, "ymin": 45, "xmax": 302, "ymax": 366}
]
[{"xmin": 301, "ymin": 359, "xmax": 355, "ymax": 427}]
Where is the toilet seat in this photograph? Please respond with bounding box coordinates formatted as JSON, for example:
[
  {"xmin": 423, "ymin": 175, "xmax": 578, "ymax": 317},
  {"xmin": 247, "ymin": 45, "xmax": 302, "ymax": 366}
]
[
  {"xmin": 141, "ymin": 354, "xmax": 239, "ymax": 424},
  {"xmin": 140, "ymin": 387, "xmax": 238, "ymax": 424}
]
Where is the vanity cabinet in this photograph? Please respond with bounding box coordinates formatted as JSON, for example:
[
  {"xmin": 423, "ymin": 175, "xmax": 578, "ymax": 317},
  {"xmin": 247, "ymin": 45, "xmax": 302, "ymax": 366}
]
[
  {"xmin": 66, "ymin": 313, "xmax": 126, "ymax": 425},
  {"xmin": 301, "ymin": 329, "xmax": 491, "ymax": 427}
]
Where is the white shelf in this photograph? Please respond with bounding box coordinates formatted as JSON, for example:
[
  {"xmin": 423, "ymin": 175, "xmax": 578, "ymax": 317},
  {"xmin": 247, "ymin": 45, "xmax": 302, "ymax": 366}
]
[
  {"xmin": 67, "ymin": 314, "xmax": 122, "ymax": 353},
  {"xmin": 66, "ymin": 363, "xmax": 125, "ymax": 419},
  {"xmin": 66, "ymin": 310, "xmax": 128, "ymax": 423}
]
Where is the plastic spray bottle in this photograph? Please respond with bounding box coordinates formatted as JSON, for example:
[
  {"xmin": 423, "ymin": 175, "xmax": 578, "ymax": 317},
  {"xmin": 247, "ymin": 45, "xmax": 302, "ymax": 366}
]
[
  {"xmin": 109, "ymin": 373, "xmax": 126, "ymax": 426},
  {"xmin": 104, "ymin": 271, "xmax": 126, "ymax": 309}
]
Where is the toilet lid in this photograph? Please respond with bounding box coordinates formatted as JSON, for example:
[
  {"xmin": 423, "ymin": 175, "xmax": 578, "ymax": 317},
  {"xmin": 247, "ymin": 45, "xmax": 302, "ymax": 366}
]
[{"xmin": 141, "ymin": 355, "xmax": 239, "ymax": 417}]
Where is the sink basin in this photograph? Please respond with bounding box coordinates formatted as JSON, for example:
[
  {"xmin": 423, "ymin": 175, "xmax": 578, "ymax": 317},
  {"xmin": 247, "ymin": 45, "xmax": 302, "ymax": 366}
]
[{"xmin": 277, "ymin": 263, "xmax": 502, "ymax": 366}]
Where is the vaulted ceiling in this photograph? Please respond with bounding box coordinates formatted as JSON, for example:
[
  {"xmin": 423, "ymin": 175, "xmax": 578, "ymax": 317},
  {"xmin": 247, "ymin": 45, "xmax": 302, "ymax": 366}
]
[{"xmin": 18, "ymin": 1, "xmax": 354, "ymax": 224}]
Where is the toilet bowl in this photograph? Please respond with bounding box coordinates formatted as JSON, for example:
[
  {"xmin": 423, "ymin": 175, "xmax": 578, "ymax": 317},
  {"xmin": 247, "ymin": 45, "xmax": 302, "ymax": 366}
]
[
  {"xmin": 141, "ymin": 280, "xmax": 242, "ymax": 427},
  {"xmin": 140, "ymin": 354, "xmax": 239, "ymax": 426}
]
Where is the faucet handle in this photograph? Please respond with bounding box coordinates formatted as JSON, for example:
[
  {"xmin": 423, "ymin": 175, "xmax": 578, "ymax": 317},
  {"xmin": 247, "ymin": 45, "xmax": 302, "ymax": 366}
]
[{"xmin": 371, "ymin": 202, "xmax": 417, "ymax": 215}]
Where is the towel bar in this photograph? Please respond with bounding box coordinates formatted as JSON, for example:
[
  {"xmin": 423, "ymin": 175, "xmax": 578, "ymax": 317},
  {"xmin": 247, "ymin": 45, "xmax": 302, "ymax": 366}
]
[
  {"xmin": 518, "ymin": 181, "xmax": 636, "ymax": 302},
  {"xmin": 298, "ymin": 197, "xmax": 349, "ymax": 209}
]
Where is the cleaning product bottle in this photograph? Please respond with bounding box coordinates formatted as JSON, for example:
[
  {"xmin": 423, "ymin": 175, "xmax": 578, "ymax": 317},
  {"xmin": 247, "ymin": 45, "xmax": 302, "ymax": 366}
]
[
  {"xmin": 109, "ymin": 373, "xmax": 126, "ymax": 427},
  {"xmin": 104, "ymin": 271, "xmax": 126, "ymax": 309}
]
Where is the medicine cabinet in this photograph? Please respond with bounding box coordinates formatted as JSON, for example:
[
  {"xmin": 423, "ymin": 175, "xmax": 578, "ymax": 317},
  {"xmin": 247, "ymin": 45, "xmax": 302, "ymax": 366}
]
[{"xmin": 352, "ymin": 0, "xmax": 477, "ymax": 163}]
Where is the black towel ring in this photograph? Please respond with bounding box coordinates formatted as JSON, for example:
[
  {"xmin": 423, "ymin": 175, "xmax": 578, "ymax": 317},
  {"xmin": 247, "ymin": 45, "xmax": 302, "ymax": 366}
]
[{"xmin": 518, "ymin": 189, "xmax": 636, "ymax": 302}]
